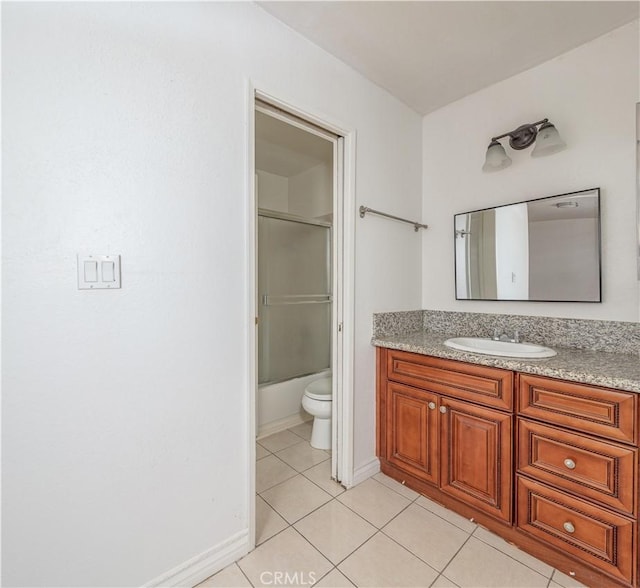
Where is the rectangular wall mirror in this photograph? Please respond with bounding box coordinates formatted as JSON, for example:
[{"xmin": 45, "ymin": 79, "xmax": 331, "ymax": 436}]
[{"xmin": 454, "ymin": 188, "xmax": 601, "ymax": 302}]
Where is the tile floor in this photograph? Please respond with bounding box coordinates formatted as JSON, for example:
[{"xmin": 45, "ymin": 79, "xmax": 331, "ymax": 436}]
[{"xmin": 198, "ymin": 424, "xmax": 587, "ymax": 588}]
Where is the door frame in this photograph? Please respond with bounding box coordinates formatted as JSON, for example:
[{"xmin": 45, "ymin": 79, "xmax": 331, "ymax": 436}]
[{"xmin": 245, "ymin": 81, "xmax": 356, "ymax": 547}]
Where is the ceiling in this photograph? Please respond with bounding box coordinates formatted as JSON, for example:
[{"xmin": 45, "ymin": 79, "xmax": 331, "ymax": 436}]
[{"xmin": 259, "ymin": 1, "xmax": 640, "ymax": 115}]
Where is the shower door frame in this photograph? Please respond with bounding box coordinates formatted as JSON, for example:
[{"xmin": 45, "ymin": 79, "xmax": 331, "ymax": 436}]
[{"xmin": 246, "ymin": 85, "xmax": 356, "ymax": 549}]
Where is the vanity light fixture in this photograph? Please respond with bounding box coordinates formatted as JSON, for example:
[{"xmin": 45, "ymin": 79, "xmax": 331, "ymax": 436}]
[{"xmin": 482, "ymin": 118, "xmax": 566, "ymax": 173}]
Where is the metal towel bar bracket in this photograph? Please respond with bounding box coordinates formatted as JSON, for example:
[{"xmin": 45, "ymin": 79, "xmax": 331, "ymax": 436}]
[{"xmin": 359, "ymin": 206, "xmax": 428, "ymax": 232}]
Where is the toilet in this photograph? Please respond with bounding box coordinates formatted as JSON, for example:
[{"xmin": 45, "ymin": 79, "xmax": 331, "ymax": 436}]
[{"xmin": 302, "ymin": 376, "xmax": 332, "ymax": 450}]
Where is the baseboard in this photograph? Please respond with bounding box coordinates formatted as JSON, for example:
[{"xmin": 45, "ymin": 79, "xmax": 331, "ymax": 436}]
[
  {"xmin": 143, "ymin": 528, "xmax": 250, "ymax": 588},
  {"xmin": 257, "ymin": 413, "xmax": 312, "ymax": 440},
  {"xmin": 350, "ymin": 456, "xmax": 380, "ymax": 487}
]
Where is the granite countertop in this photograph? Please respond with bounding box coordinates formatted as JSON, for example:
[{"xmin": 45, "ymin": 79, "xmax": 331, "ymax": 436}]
[{"xmin": 372, "ymin": 330, "xmax": 640, "ymax": 393}]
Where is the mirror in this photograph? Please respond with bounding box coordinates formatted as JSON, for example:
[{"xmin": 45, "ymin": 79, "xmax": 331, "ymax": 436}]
[{"xmin": 455, "ymin": 188, "xmax": 601, "ymax": 302}]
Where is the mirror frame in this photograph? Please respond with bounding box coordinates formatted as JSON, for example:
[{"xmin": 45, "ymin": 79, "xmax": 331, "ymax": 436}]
[{"xmin": 453, "ymin": 188, "xmax": 602, "ymax": 303}]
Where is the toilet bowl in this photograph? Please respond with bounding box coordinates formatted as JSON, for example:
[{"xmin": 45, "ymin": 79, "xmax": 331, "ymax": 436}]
[{"xmin": 302, "ymin": 376, "xmax": 332, "ymax": 450}]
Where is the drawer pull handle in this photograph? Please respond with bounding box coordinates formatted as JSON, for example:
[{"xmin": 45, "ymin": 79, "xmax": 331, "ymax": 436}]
[
  {"xmin": 439, "ymin": 406, "xmax": 447, "ymax": 414},
  {"xmin": 563, "ymin": 458, "xmax": 576, "ymax": 470},
  {"xmin": 563, "ymin": 522, "xmax": 575, "ymax": 534},
  {"xmin": 428, "ymin": 402, "xmax": 436, "ymax": 410}
]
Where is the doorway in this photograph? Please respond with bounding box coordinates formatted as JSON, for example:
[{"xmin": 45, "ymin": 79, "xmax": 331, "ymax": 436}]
[{"xmin": 249, "ymin": 94, "xmax": 354, "ymax": 547}]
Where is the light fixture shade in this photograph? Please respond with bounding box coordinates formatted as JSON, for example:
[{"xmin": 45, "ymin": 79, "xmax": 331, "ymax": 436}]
[
  {"xmin": 482, "ymin": 140, "xmax": 512, "ymax": 172},
  {"xmin": 531, "ymin": 122, "xmax": 566, "ymax": 158}
]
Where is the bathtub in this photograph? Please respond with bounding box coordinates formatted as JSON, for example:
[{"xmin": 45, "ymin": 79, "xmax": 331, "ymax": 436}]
[{"xmin": 257, "ymin": 369, "xmax": 331, "ymax": 439}]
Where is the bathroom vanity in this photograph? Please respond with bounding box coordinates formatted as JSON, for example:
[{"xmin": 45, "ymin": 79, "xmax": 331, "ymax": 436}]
[{"xmin": 374, "ymin": 328, "xmax": 640, "ymax": 588}]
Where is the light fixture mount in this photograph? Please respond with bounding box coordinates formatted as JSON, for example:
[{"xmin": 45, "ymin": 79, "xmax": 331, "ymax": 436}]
[
  {"xmin": 506, "ymin": 123, "xmax": 540, "ymax": 150},
  {"xmin": 483, "ymin": 117, "xmax": 566, "ymax": 172},
  {"xmin": 492, "ymin": 118, "xmax": 548, "ymax": 150}
]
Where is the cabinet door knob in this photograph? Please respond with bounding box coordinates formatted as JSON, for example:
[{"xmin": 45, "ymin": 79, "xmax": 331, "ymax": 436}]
[
  {"xmin": 563, "ymin": 522, "xmax": 575, "ymax": 534},
  {"xmin": 439, "ymin": 406, "xmax": 447, "ymax": 414},
  {"xmin": 428, "ymin": 402, "xmax": 436, "ymax": 410},
  {"xmin": 563, "ymin": 458, "xmax": 576, "ymax": 470}
]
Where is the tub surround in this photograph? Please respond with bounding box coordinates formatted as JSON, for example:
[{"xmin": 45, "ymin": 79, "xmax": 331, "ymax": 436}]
[{"xmin": 372, "ymin": 310, "xmax": 640, "ymax": 392}]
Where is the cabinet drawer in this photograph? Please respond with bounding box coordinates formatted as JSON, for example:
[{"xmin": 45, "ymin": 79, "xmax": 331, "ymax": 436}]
[
  {"xmin": 518, "ymin": 374, "xmax": 637, "ymax": 444},
  {"xmin": 518, "ymin": 419, "xmax": 637, "ymax": 515},
  {"xmin": 386, "ymin": 350, "xmax": 513, "ymax": 411},
  {"xmin": 517, "ymin": 476, "xmax": 635, "ymax": 584}
]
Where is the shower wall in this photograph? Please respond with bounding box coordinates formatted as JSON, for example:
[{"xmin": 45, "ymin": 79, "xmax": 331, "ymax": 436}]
[
  {"xmin": 257, "ymin": 211, "xmax": 332, "ymax": 435},
  {"xmin": 255, "ymin": 111, "xmax": 333, "ymax": 436},
  {"xmin": 258, "ymin": 214, "xmax": 331, "ymax": 384}
]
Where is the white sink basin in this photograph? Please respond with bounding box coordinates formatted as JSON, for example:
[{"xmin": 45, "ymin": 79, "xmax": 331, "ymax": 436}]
[{"xmin": 444, "ymin": 337, "xmax": 557, "ymax": 359}]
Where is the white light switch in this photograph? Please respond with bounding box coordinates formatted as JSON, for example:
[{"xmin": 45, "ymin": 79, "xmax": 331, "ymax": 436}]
[
  {"xmin": 78, "ymin": 255, "xmax": 121, "ymax": 289},
  {"xmin": 101, "ymin": 261, "xmax": 115, "ymax": 282},
  {"xmin": 84, "ymin": 261, "xmax": 98, "ymax": 282}
]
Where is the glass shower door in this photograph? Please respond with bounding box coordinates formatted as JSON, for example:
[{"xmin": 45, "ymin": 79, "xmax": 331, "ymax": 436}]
[{"xmin": 258, "ymin": 213, "xmax": 331, "ymax": 385}]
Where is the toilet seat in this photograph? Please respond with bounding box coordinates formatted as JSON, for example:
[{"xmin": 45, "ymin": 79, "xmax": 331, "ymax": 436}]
[{"xmin": 304, "ymin": 377, "xmax": 332, "ymax": 401}]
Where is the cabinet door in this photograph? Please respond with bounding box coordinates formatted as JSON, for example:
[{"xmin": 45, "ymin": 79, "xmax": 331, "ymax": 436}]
[
  {"xmin": 440, "ymin": 397, "xmax": 512, "ymax": 522},
  {"xmin": 386, "ymin": 381, "xmax": 439, "ymax": 485}
]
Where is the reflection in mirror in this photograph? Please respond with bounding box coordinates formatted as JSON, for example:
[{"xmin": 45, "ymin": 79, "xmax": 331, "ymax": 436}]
[{"xmin": 455, "ymin": 188, "xmax": 601, "ymax": 302}]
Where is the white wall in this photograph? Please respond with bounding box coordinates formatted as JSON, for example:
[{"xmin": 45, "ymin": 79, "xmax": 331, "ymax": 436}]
[
  {"xmin": 2, "ymin": 3, "xmax": 422, "ymax": 586},
  {"xmin": 422, "ymin": 20, "xmax": 640, "ymax": 321},
  {"xmin": 256, "ymin": 170, "xmax": 289, "ymax": 212},
  {"xmin": 289, "ymin": 163, "xmax": 333, "ymax": 219}
]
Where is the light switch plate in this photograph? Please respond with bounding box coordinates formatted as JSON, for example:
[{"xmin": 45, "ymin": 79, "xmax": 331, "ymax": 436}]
[{"xmin": 77, "ymin": 254, "xmax": 121, "ymax": 289}]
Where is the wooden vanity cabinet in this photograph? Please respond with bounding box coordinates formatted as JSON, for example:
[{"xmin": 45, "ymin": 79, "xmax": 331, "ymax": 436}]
[
  {"xmin": 378, "ymin": 348, "xmax": 514, "ymax": 523},
  {"xmin": 516, "ymin": 373, "xmax": 639, "ymax": 586},
  {"xmin": 377, "ymin": 348, "xmax": 640, "ymax": 588}
]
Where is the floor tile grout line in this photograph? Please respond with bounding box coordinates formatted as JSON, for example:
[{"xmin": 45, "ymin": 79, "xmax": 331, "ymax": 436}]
[
  {"xmin": 438, "ymin": 531, "xmax": 475, "ymax": 581},
  {"xmin": 288, "ymin": 421, "xmax": 313, "ymax": 440},
  {"xmin": 412, "ymin": 496, "xmax": 478, "ymax": 534},
  {"xmin": 429, "ymin": 572, "xmax": 461, "ymax": 588},
  {"xmin": 372, "ymin": 473, "xmax": 422, "ymax": 503},
  {"xmin": 446, "ymin": 533, "xmax": 553, "ymax": 586},
  {"xmin": 256, "ymin": 448, "xmax": 317, "ymax": 494},
  {"xmin": 259, "ymin": 470, "xmax": 335, "ymax": 518},
  {"xmin": 330, "ymin": 529, "xmax": 382, "ymax": 576},
  {"xmin": 471, "ymin": 526, "xmax": 555, "ymax": 580},
  {"xmin": 376, "ymin": 527, "xmax": 441, "ymax": 577},
  {"xmin": 270, "ymin": 443, "xmax": 331, "ymax": 475},
  {"xmin": 335, "ymin": 495, "xmax": 397, "ymax": 532},
  {"xmin": 301, "ymin": 507, "xmax": 379, "ymax": 571},
  {"xmin": 256, "ymin": 464, "xmax": 298, "ymax": 495},
  {"xmin": 254, "ymin": 520, "xmax": 292, "ymax": 549},
  {"xmin": 254, "ymin": 495, "xmax": 288, "ymax": 544},
  {"xmin": 309, "ymin": 565, "xmax": 338, "ymax": 587},
  {"xmin": 326, "ymin": 493, "xmax": 388, "ymax": 531},
  {"xmin": 235, "ymin": 561, "xmax": 255, "ymax": 588},
  {"xmin": 258, "ymin": 434, "xmax": 307, "ymax": 455},
  {"xmin": 300, "ymin": 466, "xmax": 347, "ymax": 498},
  {"xmin": 287, "ymin": 525, "xmax": 337, "ymax": 577},
  {"xmin": 261, "ymin": 428, "xmax": 341, "ymax": 493},
  {"xmin": 373, "ymin": 485, "xmax": 421, "ymax": 526},
  {"xmin": 288, "ymin": 491, "xmax": 339, "ymax": 526},
  {"xmin": 280, "ymin": 454, "xmax": 332, "ymax": 476},
  {"xmin": 375, "ymin": 500, "xmax": 467, "ymax": 578}
]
